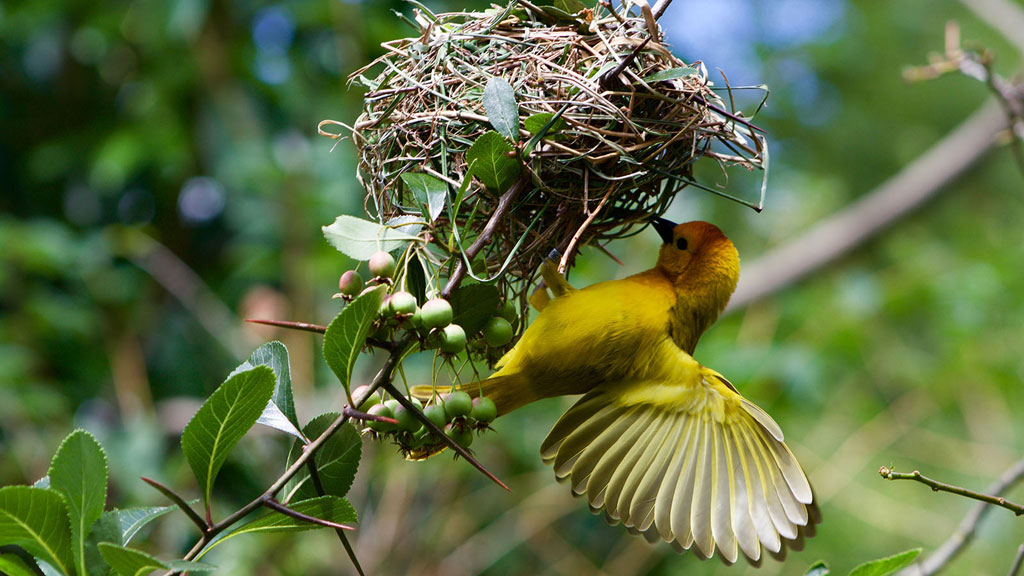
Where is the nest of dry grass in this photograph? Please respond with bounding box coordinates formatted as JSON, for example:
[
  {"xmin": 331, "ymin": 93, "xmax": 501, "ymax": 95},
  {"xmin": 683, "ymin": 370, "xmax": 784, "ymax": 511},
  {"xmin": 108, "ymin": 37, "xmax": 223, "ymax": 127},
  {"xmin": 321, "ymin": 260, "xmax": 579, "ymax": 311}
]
[{"xmin": 322, "ymin": 1, "xmax": 766, "ymax": 303}]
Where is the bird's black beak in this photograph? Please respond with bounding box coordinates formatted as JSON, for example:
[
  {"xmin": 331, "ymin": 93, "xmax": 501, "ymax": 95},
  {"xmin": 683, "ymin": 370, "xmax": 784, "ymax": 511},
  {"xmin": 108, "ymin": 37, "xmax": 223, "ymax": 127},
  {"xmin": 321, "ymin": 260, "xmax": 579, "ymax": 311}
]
[{"xmin": 651, "ymin": 217, "xmax": 677, "ymax": 244}]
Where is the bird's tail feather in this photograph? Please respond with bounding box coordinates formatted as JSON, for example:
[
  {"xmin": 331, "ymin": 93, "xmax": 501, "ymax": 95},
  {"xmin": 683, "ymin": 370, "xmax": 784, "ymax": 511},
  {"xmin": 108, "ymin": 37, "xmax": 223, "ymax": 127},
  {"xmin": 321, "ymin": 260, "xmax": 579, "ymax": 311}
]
[
  {"xmin": 539, "ymin": 386, "xmax": 819, "ymax": 565},
  {"xmin": 408, "ymin": 373, "xmax": 536, "ymax": 416}
]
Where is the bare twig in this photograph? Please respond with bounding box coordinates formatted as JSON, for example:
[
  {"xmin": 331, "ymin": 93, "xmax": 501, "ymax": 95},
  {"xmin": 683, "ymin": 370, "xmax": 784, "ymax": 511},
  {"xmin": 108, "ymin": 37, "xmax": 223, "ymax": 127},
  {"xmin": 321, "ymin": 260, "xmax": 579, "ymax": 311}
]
[
  {"xmin": 1010, "ymin": 542, "xmax": 1024, "ymax": 576},
  {"xmin": 141, "ymin": 477, "xmax": 207, "ymax": 532},
  {"xmin": 880, "ymin": 466, "xmax": 1024, "ymax": 515},
  {"xmin": 305, "ymin": 462, "xmax": 366, "ymax": 576},
  {"xmin": 728, "ymin": 99, "xmax": 1007, "ymax": 311},
  {"xmin": 263, "ymin": 497, "xmax": 355, "ymax": 531},
  {"xmin": 442, "ymin": 176, "xmax": 529, "ymax": 298},
  {"xmin": 651, "ymin": 0, "xmax": 673, "ymax": 20},
  {"xmin": 245, "ymin": 318, "xmax": 327, "ymax": 334},
  {"xmin": 892, "ymin": 458, "xmax": 1024, "ymax": 576}
]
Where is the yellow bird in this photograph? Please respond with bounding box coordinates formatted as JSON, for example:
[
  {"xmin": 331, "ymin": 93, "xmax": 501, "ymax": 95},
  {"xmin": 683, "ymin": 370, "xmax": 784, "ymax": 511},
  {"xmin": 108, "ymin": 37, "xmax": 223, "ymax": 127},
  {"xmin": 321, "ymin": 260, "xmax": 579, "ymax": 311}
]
[{"xmin": 419, "ymin": 219, "xmax": 817, "ymax": 563}]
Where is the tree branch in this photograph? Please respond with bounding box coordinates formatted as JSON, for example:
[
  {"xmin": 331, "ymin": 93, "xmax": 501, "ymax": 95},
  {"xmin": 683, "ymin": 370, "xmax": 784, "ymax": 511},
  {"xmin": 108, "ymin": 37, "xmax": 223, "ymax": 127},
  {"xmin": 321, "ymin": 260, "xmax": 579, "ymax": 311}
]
[
  {"xmin": 880, "ymin": 466, "xmax": 1024, "ymax": 515},
  {"xmin": 727, "ymin": 98, "xmax": 1007, "ymax": 311},
  {"xmin": 891, "ymin": 458, "xmax": 1024, "ymax": 576}
]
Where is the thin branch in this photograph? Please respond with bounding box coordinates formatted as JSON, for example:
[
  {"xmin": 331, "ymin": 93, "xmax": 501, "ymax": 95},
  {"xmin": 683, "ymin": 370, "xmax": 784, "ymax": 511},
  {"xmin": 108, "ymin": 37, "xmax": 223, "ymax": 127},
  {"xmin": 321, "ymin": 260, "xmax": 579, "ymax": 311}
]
[
  {"xmin": 1010, "ymin": 543, "xmax": 1024, "ymax": 576},
  {"xmin": 880, "ymin": 466, "xmax": 1024, "ymax": 515},
  {"xmin": 892, "ymin": 458, "xmax": 1024, "ymax": 576},
  {"xmin": 442, "ymin": 176, "xmax": 529, "ymax": 298},
  {"xmin": 651, "ymin": 0, "xmax": 673, "ymax": 20},
  {"xmin": 727, "ymin": 99, "xmax": 1007, "ymax": 312},
  {"xmin": 263, "ymin": 498, "xmax": 355, "ymax": 531},
  {"xmin": 245, "ymin": 318, "xmax": 327, "ymax": 334},
  {"xmin": 141, "ymin": 477, "xmax": 207, "ymax": 532},
  {"xmin": 343, "ymin": 405, "xmax": 398, "ymax": 424},
  {"xmin": 305, "ymin": 461, "xmax": 366, "ymax": 576}
]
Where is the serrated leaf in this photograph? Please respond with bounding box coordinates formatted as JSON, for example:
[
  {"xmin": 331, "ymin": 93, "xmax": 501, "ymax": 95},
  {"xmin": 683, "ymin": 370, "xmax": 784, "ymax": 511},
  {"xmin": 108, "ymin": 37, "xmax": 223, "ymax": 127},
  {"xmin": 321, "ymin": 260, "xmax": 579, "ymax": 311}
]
[
  {"xmin": 323, "ymin": 215, "xmax": 420, "ymax": 260},
  {"xmin": 323, "ymin": 286, "xmax": 385, "ymax": 392},
  {"xmin": 0, "ymin": 486, "xmax": 72, "ymax": 575},
  {"xmin": 197, "ymin": 496, "xmax": 357, "ymax": 559},
  {"xmin": 401, "ymin": 173, "xmax": 447, "ymax": 222},
  {"xmin": 849, "ymin": 549, "xmax": 922, "ymax": 576},
  {"xmin": 107, "ymin": 505, "xmax": 177, "ymax": 545},
  {"xmin": 284, "ymin": 415, "xmax": 362, "ymax": 501},
  {"xmin": 450, "ymin": 283, "xmax": 501, "ymax": 334},
  {"xmin": 230, "ymin": 342, "xmax": 304, "ymax": 439},
  {"xmin": 804, "ymin": 560, "xmax": 830, "ymax": 576},
  {"xmin": 49, "ymin": 429, "xmax": 108, "ymax": 576},
  {"xmin": 466, "ymin": 131, "xmax": 520, "ymax": 193},
  {"xmin": 0, "ymin": 553, "xmax": 40, "ymax": 576},
  {"xmin": 181, "ymin": 366, "xmax": 276, "ymax": 507},
  {"xmin": 483, "ymin": 77, "xmax": 519, "ymax": 141},
  {"xmin": 524, "ymin": 113, "xmax": 568, "ymax": 137},
  {"xmin": 643, "ymin": 66, "xmax": 697, "ymax": 83}
]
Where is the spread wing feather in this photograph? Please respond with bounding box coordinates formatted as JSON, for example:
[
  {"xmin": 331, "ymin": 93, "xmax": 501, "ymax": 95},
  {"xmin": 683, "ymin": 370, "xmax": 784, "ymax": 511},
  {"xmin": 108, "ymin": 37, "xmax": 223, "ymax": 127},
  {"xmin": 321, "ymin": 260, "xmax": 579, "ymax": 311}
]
[{"xmin": 541, "ymin": 379, "xmax": 818, "ymax": 564}]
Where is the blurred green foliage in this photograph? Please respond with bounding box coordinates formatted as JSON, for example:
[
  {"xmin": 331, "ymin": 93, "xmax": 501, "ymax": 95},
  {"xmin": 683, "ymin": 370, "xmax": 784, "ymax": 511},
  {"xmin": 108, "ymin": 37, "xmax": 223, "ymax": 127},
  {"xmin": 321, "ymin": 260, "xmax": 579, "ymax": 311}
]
[{"xmin": 2, "ymin": 0, "xmax": 1023, "ymax": 574}]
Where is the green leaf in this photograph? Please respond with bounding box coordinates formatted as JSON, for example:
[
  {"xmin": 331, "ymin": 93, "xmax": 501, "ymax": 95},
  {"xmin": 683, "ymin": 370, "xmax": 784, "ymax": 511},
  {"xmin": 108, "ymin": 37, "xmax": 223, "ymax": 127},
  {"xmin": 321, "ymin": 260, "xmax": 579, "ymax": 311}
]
[
  {"xmin": 284, "ymin": 414, "xmax": 362, "ymax": 501},
  {"xmin": 482, "ymin": 77, "xmax": 519, "ymax": 141},
  {"xmin": 163, "ymin": 560, "xmax": 216, "ymax": 573},
  {"xmin": 323, "ymin": 286, "xmax": 386, "ymax": 392},
  {"xmin": 102, "ymin": 505, "xmax": 177, "ymax": 545},
  {"xmin": 197, "ymin": 496, "xmax": 357, "ymax": 559},
  {"xmin": 466, "ymin": 131, "xmax": 520, "ymax": 193},
  {"xmin": 849, "ymin": 549, "xmax": 922, "ymax": 576},
  {"xmin": 0, "ymin": 486, "xmax": 72, "ymax": 575},
  {"xmin": 98, "ymin": 542, "xmax": 165, "ymax": 576},
  {"xmin": 322, "ymin": 215, "xmax": 420, "ymax": 260},
  {"xmin": 0, "ymin": 553, "xmax": 40, "ymax": 576},
  {"xmin": 407, "ymin": 252, "xmax": 428, "ymax": 304},
  {"xmin": 48, "ymin": 429, "xmax": 108, "ymax": 576},
  {"xmin": 805, "ymin": 560, "xmax": 831, "ymax": 576},
  {"xmin": 524, "ymin": 113, "xmax": 568, "ymax": 137},
  {"xmin": 181, "ymin": 365, "xmax": 276, "ymax": 507},
  {"xmin": 643, "ymin": 66, "xmax": 698, "ymax": 83},
  {"xmin": 401, "ymin": 173, "xmax": 447, "ymax": 222},
  {"xmin": 231, "ymin": 342, "xmax": 304, "ymax": 439},
  {"xmin": 450, "ymin": 283, "xmax": 501, "ymax": 334}
]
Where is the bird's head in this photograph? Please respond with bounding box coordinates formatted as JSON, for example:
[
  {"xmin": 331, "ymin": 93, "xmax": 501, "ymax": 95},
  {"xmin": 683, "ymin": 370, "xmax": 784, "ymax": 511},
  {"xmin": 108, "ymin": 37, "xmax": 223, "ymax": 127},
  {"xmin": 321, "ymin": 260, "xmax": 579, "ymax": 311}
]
[{"xmin": 651, "ymin": 218, "xmax": 740, "ymax": 312}]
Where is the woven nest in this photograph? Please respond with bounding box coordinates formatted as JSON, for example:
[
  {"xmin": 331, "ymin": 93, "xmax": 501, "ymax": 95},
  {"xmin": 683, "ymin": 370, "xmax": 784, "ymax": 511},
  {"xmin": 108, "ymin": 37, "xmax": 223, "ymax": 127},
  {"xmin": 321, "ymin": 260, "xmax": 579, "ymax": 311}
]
[{"xmin": 322, "ymin": 1, "xmax": 766, "ymax": 305}]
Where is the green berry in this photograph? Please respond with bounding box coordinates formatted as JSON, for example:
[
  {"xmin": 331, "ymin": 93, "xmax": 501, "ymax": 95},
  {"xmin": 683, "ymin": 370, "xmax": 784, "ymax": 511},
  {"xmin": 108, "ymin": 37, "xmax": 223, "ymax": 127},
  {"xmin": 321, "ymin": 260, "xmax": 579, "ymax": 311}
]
[
  {"xmin": 482, "ymin": 316, "xmax": 514, "ymax": 347},
  {"xmin": 445, "ymin": 423, "xmax": 474, "ymax": 448},
  {"xmin": 500, "ymin": 299, "xmax": 518, "ymax": 323},
  {"xmin": 352, "ymin": 385, "xmax": 380, "ymax": 412},
  {"xmin": 423, "ymin": 403, "xmax": 448, "ymax": 429},
  {"xmin": 380, "ymin": 294, "xmax": 396, "ymax": 317},
  {"xmin": 368, "ymin": 251, "xmax": 396, "ymax": 279},
  {"xmin": 420, "ymin": 298, "xmax": 453, "ymax": 329},
  {"xmin": 390, "ymin": 291, "xmax": 417, "ymax": 315},
  {"xmin": 367, "ymin": 403, "xmax": 395, "ymax": 432},
  {"xmin": 393, "ymin": 398, "xmax": 423, "ymax": 433},
  {"xmin": 471, "ymin": 397, "xmax": 497, "ymax": 423},
  {"xmin": 409, "ymin": 307, "xmax": 423, "ymax": 330},
  {"xmin": 440, "ymin": 324, "xmax": 467, "ymax": 354},
  {"xmin": 338, "ymin": 271, "xmax": 364, "ymax": 296},
  {"xmin": 443, "ymin": 390, "xmax": 473, "ymax": 419}
]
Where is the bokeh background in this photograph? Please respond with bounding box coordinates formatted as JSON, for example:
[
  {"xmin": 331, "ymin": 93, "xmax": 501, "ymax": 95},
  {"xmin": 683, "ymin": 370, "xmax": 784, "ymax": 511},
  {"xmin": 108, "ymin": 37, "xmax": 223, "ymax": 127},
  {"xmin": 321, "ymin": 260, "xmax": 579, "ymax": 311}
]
[{"xmin": 2, "ymin": 0, "xmax": 1023, "ymax": 574}]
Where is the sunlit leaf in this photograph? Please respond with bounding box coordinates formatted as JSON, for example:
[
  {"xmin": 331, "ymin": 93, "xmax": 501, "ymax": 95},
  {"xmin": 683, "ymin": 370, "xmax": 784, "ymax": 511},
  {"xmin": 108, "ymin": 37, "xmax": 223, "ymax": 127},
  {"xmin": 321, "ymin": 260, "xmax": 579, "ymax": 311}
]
[
  {"xmin": 849, "ymin": 549, "xmax": 921, "ymax": 576},
  {"xmin": 181, "ymin": 366, "xmax": 276, "ymax": 507},
  {"xmin": 0, "ymin": 486, "xmax": 72, "ymax": 575},
  {"xmin": 323, "ymin": 215, "xmax": 421, "ymax": 260},
  {"xmin": 643, "ymin": 67, "xmax": 697, "ymax": 82},
  {"xmin": 48, "ymin": 429, "xmax": 108, "ymax": 576},
  {"xmin": 0, "ymin": 552, "xmax": 41, "ymax": 576},
  {"xmin": 323, "ymin": 286, "xmax": 386, "ymax": 392},
  {"xmin": 230, "ymin": 342, "xmax": 303, "ymax": 439}
]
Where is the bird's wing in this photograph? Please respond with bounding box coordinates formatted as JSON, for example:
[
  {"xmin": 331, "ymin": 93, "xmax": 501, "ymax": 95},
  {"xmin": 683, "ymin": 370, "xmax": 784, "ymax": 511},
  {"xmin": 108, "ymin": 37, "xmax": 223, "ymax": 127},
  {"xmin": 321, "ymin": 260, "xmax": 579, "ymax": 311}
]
[{"xmin": 539, "ymin": 346, "xmax": 817, "ymax": 564}]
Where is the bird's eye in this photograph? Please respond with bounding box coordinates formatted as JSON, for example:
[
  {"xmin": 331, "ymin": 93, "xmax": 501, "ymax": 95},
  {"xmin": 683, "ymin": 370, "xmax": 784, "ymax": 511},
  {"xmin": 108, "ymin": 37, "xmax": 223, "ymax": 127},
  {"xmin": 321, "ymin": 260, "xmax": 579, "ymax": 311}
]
[{"xmin": 675, "ymin": 237, "xmax": 688, "ymax": 251}]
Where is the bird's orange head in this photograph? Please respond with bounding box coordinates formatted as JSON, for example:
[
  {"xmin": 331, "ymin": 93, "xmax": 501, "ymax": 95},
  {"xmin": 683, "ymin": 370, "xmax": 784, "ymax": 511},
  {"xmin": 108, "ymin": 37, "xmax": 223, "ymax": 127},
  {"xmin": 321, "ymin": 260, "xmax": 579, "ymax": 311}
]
[{"xmin": 651, "ymin": 218, "xmax": 740, "ymax": 318}]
